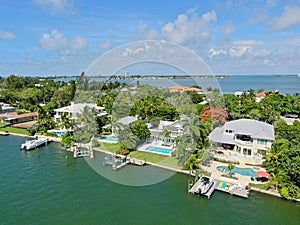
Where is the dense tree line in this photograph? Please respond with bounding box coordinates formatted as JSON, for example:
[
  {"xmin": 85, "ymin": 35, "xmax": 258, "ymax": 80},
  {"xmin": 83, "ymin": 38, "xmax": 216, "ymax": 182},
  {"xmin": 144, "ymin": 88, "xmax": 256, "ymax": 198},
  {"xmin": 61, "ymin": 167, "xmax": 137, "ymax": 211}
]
[{"xmin": 263, "ymin": 120, "xmax": 300, "ymax": 199}]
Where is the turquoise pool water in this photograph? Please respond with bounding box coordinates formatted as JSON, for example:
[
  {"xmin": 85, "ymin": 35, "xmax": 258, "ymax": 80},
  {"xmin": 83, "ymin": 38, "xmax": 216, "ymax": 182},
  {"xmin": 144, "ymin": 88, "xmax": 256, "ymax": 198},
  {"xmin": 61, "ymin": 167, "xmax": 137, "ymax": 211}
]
[
  {"xmin": 145, "ymin": 146, "xmax": 172, "ymax": 155},
  {"xmin": 217, "ymin": 166, "xmax": 259, "ymax": 177},
  {"xmin": 49, "ymin": 130, "xmax": 68, "ymax": 136},
  {"xmin": 101, "ymin": 136, "xmax": 119, "ymax": 142}
]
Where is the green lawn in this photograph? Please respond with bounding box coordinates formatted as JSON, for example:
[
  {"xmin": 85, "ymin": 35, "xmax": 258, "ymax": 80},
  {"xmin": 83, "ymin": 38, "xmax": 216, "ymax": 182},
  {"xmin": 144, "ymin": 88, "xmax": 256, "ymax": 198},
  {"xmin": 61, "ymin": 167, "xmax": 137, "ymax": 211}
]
[
  {"xmin": 100, "ymin": 142, "xmax": 121, "ymax": 153},
  {"xmin": 99, "ymin": 143, "xmax": 182, "ymax": 170},
  {"xmin": 158, "ymin": 156, "xmax": 181, "ymax": 169},
  {"xmin": 129, "ymin": 150, "xmax": 181, "ymax": 169},
  {"xmin": 250, "ymin": 183, "xmax": 265, "ymax": 189},
  {"xmin": 0, "ymin": 126, "xmax": 29, "ymax": 135}
]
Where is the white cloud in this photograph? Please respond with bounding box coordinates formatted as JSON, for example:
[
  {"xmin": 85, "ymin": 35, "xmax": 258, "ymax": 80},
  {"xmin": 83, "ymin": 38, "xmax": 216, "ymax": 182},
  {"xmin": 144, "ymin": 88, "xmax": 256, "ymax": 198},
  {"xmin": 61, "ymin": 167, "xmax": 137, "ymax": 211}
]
[
  {"xmin": 40, "ymin": 29, "xmax": 86, "ymax": 51},
  {"xmin": 0, "ymin": 29, "xmax": 16, "ymax": 40},
  {"xmin": 209, "ymin": 45, "xmax": 253, "ymax": 58},
  {"xmin": 281, "ymin": 36, "xmax": 300, "ymax": 45},
  {"xmin": 271, "ymin": 5, "xmax": 300, "ymax": 31},
  {"xmin": 137, "ymin": 23, "xmax": 158, "ymax": 40},
  {"xmin": 252, "ymin": 49, "xmax": 270, "ymax": 57},
  {"xmin": 201, "ymin": 10, "xmax": 217, "ymax": 22},
  {"xmin": 209, "ymin": 48, "xmax": 227, "ymax": 57},
  {"xmin": 122, "ymin": 47, "xmax": 145, "ymax": 57},
  {"xmin": 262, "ymin": 59, "xmax": 275, "ymax": 66},
  {"xmin": 223, "ymin": 21, "xmax": 235, "ymax": 40},
  {"xmin": 70, "ymin": 36, "xmax": 87, "ymax": 50},
  {"xmin": 161, "ymin": 9, "xmax": 217, "ymax": 45},
  {"xmin": 33, "ymin": 0, "xmax": 74, "ymax": 12},
  {"xmin": 229, "ymin": 46, "xmax": 253, "ymax": 57}
]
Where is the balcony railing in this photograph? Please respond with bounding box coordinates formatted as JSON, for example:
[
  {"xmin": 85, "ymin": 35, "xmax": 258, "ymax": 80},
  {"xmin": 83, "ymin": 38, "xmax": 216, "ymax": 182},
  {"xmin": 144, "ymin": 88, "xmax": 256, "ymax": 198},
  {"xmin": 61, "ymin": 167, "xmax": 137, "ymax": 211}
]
[{"xmin": 234, "ymin": 139, "xmax": 253, "ymax": 146}]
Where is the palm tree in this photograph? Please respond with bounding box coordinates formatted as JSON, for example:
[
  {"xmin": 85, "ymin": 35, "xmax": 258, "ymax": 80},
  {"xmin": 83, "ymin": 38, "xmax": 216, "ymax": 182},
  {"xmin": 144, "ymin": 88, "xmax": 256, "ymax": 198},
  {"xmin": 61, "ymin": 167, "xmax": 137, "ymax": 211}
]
[
  {"xmin": 227, "ymin": 162, "xmax": 235, "ymax": 177},
  {"xmin": 60, "ymin": 112, "xmax": 73, "ymax": 130},
  {"xmin": 159, "ymin": 129, "xmax": 171, "ymax": 145},
  {"xmin": 36, "ymin": 105, "xmax": 55, "ymax": 133},
  {"xmin": 118, "ymin": 127, "xmax": 137, "ymax": 150},
  {"xmin": 183, "ymin": 113, "xmax": 200, "ymax": 145},
  {"xmin": 174, "ymin": 134, "xmax": 194, "ymax": 166},
  {"xmin": 264, "ymin": 170, "xmax": 286, "ymax": 192},
  {"xmin": 76, "ymin": 106, "xmax": 98, "ymax": 142}
]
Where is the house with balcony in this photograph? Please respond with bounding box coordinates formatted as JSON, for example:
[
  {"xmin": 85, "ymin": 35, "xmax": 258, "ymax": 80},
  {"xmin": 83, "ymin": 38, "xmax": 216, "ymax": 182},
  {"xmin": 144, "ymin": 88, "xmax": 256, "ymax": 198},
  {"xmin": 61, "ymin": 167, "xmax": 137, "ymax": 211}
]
[
  {"xmin": 54, "ymin": 102, "xmax": 107, "ymax": 123},
  {"xmin": 149, "ymin": 120, "xmax": 184, "ymax": 145},
  {"xmin": 208, "ymin": 119, "xmax": 275, "ymax": 165}
]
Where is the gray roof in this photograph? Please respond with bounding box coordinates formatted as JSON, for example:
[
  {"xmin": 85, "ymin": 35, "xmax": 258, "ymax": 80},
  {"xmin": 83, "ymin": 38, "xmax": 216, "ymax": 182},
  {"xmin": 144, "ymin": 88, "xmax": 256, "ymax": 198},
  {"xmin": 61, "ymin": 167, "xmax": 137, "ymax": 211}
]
[
  {"xmin": 209, "ymin": 119, "xmax": 275, "ymax": 144},
  {"xmin": 117, "ymin": 116, "xmax": 138, "ymax": 125},
  {"xmin": 209, "ymin": 127, "xmax": 235, "ymax": 145},
  {"xmin": 54, "ymin": 102, "xmax": 105, "ymax": 114},
  {"xmin": 224, "ymin": 119, "xmax": 274, "ymax": 140}
]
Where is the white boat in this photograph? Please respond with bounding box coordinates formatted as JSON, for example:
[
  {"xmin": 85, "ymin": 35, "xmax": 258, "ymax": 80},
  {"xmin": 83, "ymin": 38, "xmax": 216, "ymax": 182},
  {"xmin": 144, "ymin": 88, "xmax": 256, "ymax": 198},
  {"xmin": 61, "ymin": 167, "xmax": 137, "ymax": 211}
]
[
  {"xmin": 20, "ymin": 136, "xmax": 48, "ymax": 151},
  {"xmin": 195, "ymin": 176, "xmax": 215, "ymax": 195}
]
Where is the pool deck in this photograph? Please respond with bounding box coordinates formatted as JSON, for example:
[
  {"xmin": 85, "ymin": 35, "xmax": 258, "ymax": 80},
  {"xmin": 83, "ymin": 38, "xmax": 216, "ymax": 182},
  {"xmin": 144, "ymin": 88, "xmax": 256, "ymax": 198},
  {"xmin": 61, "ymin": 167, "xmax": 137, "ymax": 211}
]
[
  {"xmin": 137, "ymin": 140, "xmax": 173, "ymax": 156},
  {"xmin": 204, "ymin": 161, "xmax": 269, "ymax": 187}
]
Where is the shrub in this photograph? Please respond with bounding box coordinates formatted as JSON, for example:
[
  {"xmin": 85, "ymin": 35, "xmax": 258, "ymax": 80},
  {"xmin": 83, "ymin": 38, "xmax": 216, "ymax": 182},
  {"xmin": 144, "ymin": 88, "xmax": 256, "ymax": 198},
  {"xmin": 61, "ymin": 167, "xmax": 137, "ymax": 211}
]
[
  {"xmin": 92, "ymin": 139, "xmax": 100, "ymax": 147},
  {"xmin": 118, "ymin": 149, "xmax": 130, "ymax": 155}
]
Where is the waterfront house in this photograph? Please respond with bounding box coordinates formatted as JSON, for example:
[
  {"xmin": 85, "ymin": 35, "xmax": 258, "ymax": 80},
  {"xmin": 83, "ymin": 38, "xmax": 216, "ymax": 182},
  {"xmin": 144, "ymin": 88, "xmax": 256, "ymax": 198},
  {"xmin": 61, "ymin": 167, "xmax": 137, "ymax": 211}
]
[
  {"xmin": 1, "ymin": 112, "xmax": 38, "ymax": 125},
  {"xmin": 255, "ymin": 92, "xmax": 267, "ymax": 103},
  {"xmin": 148, "ymin": 120, "xmax": 184, "ymax": 144},
  {"xmin": 209, "ymin": 119, "xmax": 275, "ymax": 165},
  {"xmin": 54, "ymin": 102, "xmax": 107, "ymax": 123}
]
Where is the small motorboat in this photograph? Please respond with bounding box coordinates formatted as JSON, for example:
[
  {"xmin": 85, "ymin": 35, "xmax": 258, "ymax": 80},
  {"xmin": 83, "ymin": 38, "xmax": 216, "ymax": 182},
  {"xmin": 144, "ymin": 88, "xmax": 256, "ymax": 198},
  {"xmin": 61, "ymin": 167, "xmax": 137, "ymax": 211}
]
[
  {"xmin": 195, "ymin": 176, "xmax": 215, "ymax": 195},
  {"xmin": 20, "ymin": 136, "xmax": 48, "ymax": 151}
]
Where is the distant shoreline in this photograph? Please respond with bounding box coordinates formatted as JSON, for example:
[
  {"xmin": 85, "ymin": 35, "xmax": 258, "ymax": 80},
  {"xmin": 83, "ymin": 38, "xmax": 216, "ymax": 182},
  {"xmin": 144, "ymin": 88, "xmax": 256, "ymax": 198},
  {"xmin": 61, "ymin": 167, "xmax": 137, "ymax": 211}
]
[{"xmin": 1, "ymin": 74, "xmax": 299, "ymax": 79}]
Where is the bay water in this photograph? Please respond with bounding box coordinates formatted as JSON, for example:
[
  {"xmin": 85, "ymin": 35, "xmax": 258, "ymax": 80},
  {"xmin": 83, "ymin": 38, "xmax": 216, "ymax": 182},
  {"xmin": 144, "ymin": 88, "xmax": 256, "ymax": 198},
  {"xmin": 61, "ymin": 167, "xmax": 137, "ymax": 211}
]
[{"xmin": 1, "ymin": 135, "xmax": 299, "ymax": 225}]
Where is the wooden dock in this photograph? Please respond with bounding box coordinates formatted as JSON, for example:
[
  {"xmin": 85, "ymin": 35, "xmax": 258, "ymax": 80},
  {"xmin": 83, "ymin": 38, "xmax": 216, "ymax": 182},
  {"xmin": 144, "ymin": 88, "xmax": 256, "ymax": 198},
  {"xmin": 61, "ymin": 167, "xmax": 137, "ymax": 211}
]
[
  {"xmin": 189, "ymin": 176, "xmax": 249, "ymax": 199},
  {"xmin": 104, "ymin": 153, "xmax": 146, "ymax": 171},
  {"xmin": 67, "ymin": 143, "xmax": 94, "ymax": 159}
]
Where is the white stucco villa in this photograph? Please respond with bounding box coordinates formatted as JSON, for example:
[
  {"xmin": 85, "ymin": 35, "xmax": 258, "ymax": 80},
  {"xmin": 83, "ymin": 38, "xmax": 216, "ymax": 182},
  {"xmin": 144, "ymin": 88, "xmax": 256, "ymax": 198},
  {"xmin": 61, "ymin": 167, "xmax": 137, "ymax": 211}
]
[
  {"xmin": 54, "ymin": 102, "xmax": 107, "ymax": 123},
  {"xmin": 209, "ymin": 119, "xmax": 275, "ymax": 165},
  {"xmin": 148, "ymin": 120, "xmax": 184, "ymax": 145}
]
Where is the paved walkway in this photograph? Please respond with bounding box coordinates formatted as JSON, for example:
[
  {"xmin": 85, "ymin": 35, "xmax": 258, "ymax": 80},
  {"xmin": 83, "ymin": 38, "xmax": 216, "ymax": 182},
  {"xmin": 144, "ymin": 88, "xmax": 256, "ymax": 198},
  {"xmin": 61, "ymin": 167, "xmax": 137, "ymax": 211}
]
[{"xmin": 209, "ymin": 161, "xmax": 268, "ymax": 186}]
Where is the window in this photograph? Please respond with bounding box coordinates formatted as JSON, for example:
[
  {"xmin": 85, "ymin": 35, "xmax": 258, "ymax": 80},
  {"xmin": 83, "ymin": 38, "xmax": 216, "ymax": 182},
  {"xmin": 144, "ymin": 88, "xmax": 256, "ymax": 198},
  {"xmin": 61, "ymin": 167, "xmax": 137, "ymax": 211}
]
[
  {"xmin": 225, "ymin": 129, "xmax": 233, "ymax": 133},
  {"xmin": 257, "ymin": 139, "xmax": 267, "ymax": 145},
  {"xmin": 257, "ymin": 149, "xmax": 266, "ymax": 155},
  {"xmin": 243, "ymin": 148, "xmax": 251, "ymax": 156}
]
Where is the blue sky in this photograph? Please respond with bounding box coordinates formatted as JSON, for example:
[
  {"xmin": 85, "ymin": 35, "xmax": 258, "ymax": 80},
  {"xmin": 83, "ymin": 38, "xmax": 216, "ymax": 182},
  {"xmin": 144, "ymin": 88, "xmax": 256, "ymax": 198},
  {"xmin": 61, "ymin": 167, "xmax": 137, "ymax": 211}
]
[{"xmin": 1, "ymin": 0, "xmax": 300, "ymax": 76}]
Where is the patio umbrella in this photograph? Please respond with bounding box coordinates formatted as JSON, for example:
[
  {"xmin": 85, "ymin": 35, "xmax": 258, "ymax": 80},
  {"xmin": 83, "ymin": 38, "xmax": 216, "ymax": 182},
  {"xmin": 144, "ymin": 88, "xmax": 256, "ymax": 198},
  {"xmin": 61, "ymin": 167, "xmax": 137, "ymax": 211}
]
[{"xmin": 256, "ymin": 171, "xmax": 270, "ymax": 177}]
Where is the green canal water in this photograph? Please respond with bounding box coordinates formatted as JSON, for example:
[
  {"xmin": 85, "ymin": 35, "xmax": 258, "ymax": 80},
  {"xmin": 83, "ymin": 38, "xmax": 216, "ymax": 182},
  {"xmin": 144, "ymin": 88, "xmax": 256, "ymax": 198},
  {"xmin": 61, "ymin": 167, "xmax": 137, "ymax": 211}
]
[{"xmin": 1, "ymin": 136, "xmax": 299, "ymax": 225}]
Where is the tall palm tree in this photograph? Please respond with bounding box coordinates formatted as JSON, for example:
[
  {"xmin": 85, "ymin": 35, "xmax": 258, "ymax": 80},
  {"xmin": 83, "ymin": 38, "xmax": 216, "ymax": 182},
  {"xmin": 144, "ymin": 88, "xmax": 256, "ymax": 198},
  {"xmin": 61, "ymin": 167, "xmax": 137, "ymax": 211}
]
[
  {"xmin": 159, "ymin": 129, "xmax": 171, "ymax": 145},
  {"xmin": 118, "ymin": 127, "xmax": 137, "ymax": 150},
  {"xmin": 174, "ymin": 134, "xmax": 194, "ymax": 166},
  {"xmin": 60, "ymin": 112, "xmax": 73, "ymax": 130},
  {"xmin": 183, "ymin": 113, "xmax": 200, "ymax": 145},
  {"xmin": 264, "ymin": 170, "xmax": 286, "ymax": 192},
  {"xmin": 76, "ymin": 106, "xmax": 98, "ymax": 142}
]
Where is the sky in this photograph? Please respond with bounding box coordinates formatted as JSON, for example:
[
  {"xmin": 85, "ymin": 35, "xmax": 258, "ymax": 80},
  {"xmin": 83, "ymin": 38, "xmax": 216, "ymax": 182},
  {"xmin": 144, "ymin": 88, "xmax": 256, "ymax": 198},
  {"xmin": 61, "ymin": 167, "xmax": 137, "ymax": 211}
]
[{"xmin": 1, "ymin": 0, "xmax": 300, "ymax": 76}]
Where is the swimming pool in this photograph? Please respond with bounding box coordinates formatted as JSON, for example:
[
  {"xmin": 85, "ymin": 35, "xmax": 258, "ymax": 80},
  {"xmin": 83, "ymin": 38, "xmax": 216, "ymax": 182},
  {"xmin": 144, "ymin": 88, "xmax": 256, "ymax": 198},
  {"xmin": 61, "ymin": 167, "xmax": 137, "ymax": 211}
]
[
  {"xmin": 101, "ymin": 136, "xmax": 119, "ymax": 142},
  {"xmin": 48, "ymin": 130, "xmax": 68, "ymax": 136},
  {"xmin": 145, "ymin": 146, "xmax": 172, "ymax": 155},
  {"xmin": 217, "ymin": 166, "xmax": 259, "ymax": 177}
]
